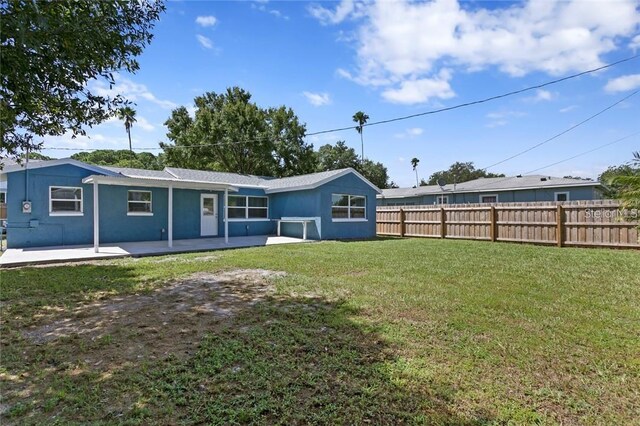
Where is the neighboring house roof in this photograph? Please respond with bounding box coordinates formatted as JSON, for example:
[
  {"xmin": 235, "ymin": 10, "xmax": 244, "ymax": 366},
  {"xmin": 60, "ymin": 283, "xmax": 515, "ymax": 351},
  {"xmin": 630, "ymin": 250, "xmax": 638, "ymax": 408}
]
[
  {"xmin": 0, "ymin": 158, "xmax": 381, "ymax": 194},
  {"xmin": 380, "ymin": 175, "xmax": 600, "ymax": 199}
]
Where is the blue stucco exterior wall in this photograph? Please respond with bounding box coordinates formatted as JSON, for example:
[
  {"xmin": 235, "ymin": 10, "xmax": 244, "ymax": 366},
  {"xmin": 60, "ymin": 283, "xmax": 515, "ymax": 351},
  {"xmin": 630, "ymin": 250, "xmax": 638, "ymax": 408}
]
[
  {"xmin": 5, "ymin": 163, "xmax": 378, "ymax": 248},
  {"xmin": 378, "ymin": 185, "xmax": 601, "ymax": 206},
  {"xmin": 268, "ymin": 173, "xmax": 378, "ymax": 240},
  {"xmin": 6, "ymin": 165, "xmax": 96, "ymax": 247}
]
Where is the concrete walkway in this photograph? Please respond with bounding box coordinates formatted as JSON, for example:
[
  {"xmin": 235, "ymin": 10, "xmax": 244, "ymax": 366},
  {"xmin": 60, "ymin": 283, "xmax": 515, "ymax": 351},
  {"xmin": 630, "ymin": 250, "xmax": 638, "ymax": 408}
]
[{"xmin": 0, "ymin": 235, "xmax": 310, "ymax": 267}]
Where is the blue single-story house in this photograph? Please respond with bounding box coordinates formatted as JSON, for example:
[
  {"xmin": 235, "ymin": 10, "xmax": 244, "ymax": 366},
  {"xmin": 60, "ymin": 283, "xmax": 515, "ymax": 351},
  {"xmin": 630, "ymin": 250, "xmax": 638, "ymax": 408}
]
[
  {"xmin": 378, "ymin": 175, "xmax": 603, "ymax": 206},
  {"xmin": 0, "ymin": 159, "xmax": 380, "ymax": 249}
]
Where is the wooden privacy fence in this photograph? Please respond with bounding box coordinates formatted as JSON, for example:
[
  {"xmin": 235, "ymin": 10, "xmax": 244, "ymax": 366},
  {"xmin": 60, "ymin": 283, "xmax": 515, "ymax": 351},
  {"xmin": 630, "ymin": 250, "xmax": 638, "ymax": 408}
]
[{"xmin": 377, "ymin": 200, "xmax": 639, "ymax": 249}]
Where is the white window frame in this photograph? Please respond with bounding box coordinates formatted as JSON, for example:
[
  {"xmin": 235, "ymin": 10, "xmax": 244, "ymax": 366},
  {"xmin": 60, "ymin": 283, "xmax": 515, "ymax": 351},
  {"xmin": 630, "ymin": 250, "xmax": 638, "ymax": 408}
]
[
  {"xmin": 331, "ymin": 194, "xmax": 367, "ymax": 222},
  {"xmin": 0, "ymin": 191, "xmax": 5, "ymax": 204},
  {"xmin": 227, "ymin": 195, "xmax": 269, "ymax": 221},
  {"xmin": 127, "ymin": 190, "xmax": 153, "ymax": 216},
  {"xmin": 435, "ymin": 195, "xmax": 449, "ymax": 205},
  {"xmin": 479, "ymin": 194, "xmax": 499, "ymax": 204},
  {"xmin": 554, "ymin": 191, "xmax": 570, "ymax": 202},
  {"xmin": 49, "ymin": 186, "xmax": 83, "ymax": 216}
]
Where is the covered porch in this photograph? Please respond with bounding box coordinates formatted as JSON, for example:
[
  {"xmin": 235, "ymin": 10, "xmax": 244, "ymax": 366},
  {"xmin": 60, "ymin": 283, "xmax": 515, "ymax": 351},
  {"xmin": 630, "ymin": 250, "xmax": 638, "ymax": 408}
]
[
  {"xmin": 0, "ymin": 235, "xmax": 310, "ymax": 267},
  {"xmin": 82, "ymin": 174, "xmax": 239, "ymax": 253}
]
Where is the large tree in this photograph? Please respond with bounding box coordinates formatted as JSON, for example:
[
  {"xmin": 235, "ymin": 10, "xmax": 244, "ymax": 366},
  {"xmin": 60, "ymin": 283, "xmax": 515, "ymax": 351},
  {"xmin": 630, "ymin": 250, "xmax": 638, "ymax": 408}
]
[
  {"xmin": 1, "ymin": 0, "xmax": 164, "ymax": 159},
  {"xmin": 160, "ymin": 87, "xmax": 316, "ymax": 177},
  {"xmin": 601, "ymin": 152, "xmax": 640, "ymax": 207},
  {"xmin": 598, "ymin": 157, "xmax": 640, "ymax": 199},
  {"xmin": 71, "ymin": 150, "xmax": 164, "ymax": 170},
  {"xmin": 423, "ymin": 161, "xmax": 505, "ymax": 186},
  {"xmin": 316, "ymin": 141, "xmax": 390, "ymax": 189}
]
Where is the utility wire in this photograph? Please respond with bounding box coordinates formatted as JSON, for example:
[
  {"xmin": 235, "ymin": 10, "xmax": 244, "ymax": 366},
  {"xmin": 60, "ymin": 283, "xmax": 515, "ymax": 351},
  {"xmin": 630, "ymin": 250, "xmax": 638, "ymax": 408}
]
[
  {"xmin": 307, "ymin": 53, "xmax": 640, "ymax": 136},
  {"xmin": 478, "ymin": 89, "xmax": 639, "ymax": 171},
  {"xmin": 43, "ymin": 54, "xmax": 640, "ymax": 151},
  {"xmin": 522, "ymin": 131, "xmax": 640, "ymax": 175},
  {"xmin": 459, "ymin": 131, "xmax": 639, "ymax": 192}
]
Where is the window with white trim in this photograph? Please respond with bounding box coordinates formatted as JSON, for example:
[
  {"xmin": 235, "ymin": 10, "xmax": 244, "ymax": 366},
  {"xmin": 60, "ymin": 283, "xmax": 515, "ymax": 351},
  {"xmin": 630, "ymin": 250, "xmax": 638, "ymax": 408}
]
[
  {"xmin": 332, "ymin": 194, "xmax": 366, "ymax": 220},
  {"xmin": 0, "ymin": 191, "xmax": 5, "ymax": 204},
  {"xmin": 228, "ymin": 195, "xmax": 268, "ymax": 220},
  {"xmin": 435, "ymin": 195, "xmax": 449, "ymax": 204},
  {"xmin": 554, "ymin": 192, "xmax": 569, "ymax": 202},
  {"xmin": 127, "ymin": 190, "xmax": 152, "ymax": 215},
  {"xmin": 480, "ymin": 194, "xmax": 498, "ymax": 203},
  {"xmin": 50, "ymin": 186, "xmax": 83, "ymax": 215}
]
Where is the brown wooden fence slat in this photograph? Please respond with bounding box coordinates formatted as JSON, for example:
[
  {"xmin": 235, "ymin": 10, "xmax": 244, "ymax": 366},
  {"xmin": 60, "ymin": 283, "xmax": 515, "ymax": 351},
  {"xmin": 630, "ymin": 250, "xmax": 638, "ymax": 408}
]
[{"xmin": 376, "ymin": 200, "xmax": 639, "ymax": 249}]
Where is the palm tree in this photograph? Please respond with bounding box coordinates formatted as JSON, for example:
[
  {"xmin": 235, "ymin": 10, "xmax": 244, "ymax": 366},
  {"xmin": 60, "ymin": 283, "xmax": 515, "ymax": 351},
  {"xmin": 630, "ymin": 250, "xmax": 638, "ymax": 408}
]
[
  {"xmin": 117, "ymin": 106, "xmax": 137, "ymax": 152},
  {"xmin": 411, "ymin": 157, "xmax": 420, "ymax": 187},
  {"xmin": 352, "ymin": 111, "xmax": 369, "ymax": 162}
]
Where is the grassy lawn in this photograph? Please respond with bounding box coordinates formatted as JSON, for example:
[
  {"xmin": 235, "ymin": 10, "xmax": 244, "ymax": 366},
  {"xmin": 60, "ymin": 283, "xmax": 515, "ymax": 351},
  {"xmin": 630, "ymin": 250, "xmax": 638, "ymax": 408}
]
[{"xmin": 1, "ymin": 238, "xmax": 639, "ymax": 425}]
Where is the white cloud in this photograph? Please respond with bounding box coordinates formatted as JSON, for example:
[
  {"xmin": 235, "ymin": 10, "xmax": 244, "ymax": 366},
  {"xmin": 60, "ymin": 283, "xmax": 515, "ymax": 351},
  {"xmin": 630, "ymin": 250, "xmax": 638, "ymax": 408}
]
[
  {"xmin": 91, "ymin": 76, "xmax": 177, "ymax": 110},
  {"xmin": 135, "ymin": 116, "xmax": 155, "ymax": 132},
  {"xmin": 559, "ymin": 105, "xmax": 578, "ymax": 113},
  {"xmin": 308, "ymin": 0, "xmax": 358, "ymax": 25},
  {"xmin": 394, "ymin": 127, "xmax": 424, "ymax": 138},
  {"xmin": 604, "ymin": 74, "xmax": 640, "ymax": 93},
  {"xmin": 252, "ymin": 2, "xmax": 289, "ymax": 20},
  {"xmin": 196, "ymin": 34, "xmax": 214, "ymax": 49},
  {"xmin": 195, "ymin": 15, "xmax": 217, "ymax": 27},
  {"xmin": 382, "ymin": 71, "xmax": 455, "ymax": 104},
  {"xmin": 315, "ymin": 0, "xmax": 640, "ymax": 104},
  {"xmin": 485, "ymin": 120, "xmax": 508, "ymax": 128},
  {"xmin": 531, "ymin": 89, "xmax": 555, "ymax": 102},
  {"xmin": 631, "ymin": 35, "xmax": 640, "ymax": 51},
  {"xmin": 303, "ymin": 91, "xmax": 332, "ymax": 106}
]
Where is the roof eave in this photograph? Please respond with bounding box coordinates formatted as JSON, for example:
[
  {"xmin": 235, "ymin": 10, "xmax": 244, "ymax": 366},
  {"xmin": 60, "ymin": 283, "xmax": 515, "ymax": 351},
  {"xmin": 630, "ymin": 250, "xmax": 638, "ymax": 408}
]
[{"xmin": 82, "ymin": 175, "xmax": 240, "ymax": 192}]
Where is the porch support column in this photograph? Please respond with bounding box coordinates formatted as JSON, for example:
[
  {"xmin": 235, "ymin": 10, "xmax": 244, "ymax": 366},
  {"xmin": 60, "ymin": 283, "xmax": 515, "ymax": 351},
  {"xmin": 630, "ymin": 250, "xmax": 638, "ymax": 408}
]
[
  {"xmin": 224, "ymin": 188, "xmax": 229, "ymax": 244},
  {"xmin": 93, "ymin": 181, "xmax": 99, "ymax": 253},
  {"xmin": 168, "ymin": 185, "xmax": 173, "ymax": 248}
]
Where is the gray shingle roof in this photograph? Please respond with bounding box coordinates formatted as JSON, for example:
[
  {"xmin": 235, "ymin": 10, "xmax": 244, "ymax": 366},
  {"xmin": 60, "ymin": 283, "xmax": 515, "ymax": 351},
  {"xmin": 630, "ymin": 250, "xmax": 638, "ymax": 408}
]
[
  {"xmin": 381, "ymin": 175, "xmax": 600, "ymax": 198},
  {"xmin": 2, "ymin": 158, "xmax": 379, "ymax": 193},
  {"xmin": 102, "ymin": 166, "xmax": 176, "ymax": 180},
  {"xmin": 264, "ymin": 169, "xmax": 350, "ymax": 191},
  {"xmin": 164, "ymin": 167, "xmax": 269, "ymax": 187}
]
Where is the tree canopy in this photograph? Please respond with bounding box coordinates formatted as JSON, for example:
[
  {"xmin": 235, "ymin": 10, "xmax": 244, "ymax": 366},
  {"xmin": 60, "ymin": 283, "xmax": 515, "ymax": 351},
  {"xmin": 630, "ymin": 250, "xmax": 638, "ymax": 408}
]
[
  {"xmin": 71, "ymin": 150, "xmax": 164, "ymax": 170},
  {"xmin": 422, "ymin": 161, "xmax": 505, "ymax": 186},
  {"xmin": 599, "ymin": 152, "xmax": 640, "ymax": 205},
  {"xmin": 1, "ymin": 0, "xmax": 165, "ymax": 159},
  {"xmin": 160, "ymin": 87, "xmax": 316, "ymax": 177},
  {"xmin": 315, "ymin": 141, "xmax": 391, "ymax": 189}
]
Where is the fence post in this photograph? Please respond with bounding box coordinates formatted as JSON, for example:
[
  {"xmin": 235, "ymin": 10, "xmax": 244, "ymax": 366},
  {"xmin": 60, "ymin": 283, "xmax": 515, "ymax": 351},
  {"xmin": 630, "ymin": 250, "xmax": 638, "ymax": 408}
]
[
  {"xmin": 399, "ymin": 208, "xmax": 406, "ymax": 237},
  {"xmin": 490, "ymin": 206, "xmax": 497, "ymax": 242},
  {"xmin": 556, "ymin": 205, "xmax": 564, "ymax": 247},
  {"xmin": 440, "ymin": 207, "xmax": 446, "ymax": 239}
]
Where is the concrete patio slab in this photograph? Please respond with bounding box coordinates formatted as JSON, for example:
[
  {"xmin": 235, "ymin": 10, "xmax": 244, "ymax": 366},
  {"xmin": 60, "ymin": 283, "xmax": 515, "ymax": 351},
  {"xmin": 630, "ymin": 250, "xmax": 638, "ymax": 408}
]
[{"xmin": 0, "ymin": 235, "xmax": 310, "ymax": 268}]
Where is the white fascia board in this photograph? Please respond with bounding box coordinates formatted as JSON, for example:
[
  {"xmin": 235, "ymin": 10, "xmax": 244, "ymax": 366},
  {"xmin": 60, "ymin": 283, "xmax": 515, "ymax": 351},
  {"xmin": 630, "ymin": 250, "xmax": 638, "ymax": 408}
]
[{"xmin": 82, "ymin": 175, "xmax": 240, "ymax": 192}]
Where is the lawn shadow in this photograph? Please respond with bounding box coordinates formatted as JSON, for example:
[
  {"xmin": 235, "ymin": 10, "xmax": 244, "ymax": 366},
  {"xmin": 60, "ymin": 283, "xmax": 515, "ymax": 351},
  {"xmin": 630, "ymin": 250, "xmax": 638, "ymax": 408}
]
[{"xmin": 1, "ymin": 270, "xmax": 491, "ymax": 424}]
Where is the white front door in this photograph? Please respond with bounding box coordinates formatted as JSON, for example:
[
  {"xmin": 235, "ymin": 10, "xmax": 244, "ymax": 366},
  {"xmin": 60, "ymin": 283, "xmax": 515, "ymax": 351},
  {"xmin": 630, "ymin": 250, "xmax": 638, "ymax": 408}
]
[{"xmin": 201, "ymin": 194, "xmax": 218, "ymax": 236}]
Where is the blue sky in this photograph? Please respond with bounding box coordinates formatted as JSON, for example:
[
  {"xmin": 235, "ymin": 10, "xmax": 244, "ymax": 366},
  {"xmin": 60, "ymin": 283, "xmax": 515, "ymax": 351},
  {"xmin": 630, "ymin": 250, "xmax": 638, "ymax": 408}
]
[{"xmin": 41, "ymin": 0, "xmax": 640, "ymax": 187}]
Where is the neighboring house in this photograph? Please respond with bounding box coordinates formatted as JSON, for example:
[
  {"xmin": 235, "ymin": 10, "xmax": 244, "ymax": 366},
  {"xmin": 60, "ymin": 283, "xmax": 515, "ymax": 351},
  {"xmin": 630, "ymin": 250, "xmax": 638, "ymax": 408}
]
[
  {"xmin": 378, "ymin": 175, "xmax": 603, "ymax": 206},
  {"xmin": 1, "ymin": 159, "xmax": 380, "ymax": 249}
]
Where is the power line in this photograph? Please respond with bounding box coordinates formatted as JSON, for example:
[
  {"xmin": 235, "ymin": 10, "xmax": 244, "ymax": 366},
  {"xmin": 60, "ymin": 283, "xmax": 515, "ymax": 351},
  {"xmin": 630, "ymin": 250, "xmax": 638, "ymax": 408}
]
[
  {"xmin": 42, "ymin": 54, "xmax": 640, "ymax": 152},
  {"xmin": 522, "ymin": 131, "xmax": 640, "ymax": 175},
  {"xmin": 462, "ymin": 131, "xmax": 639, "ymax": 192},
  {"xmin": 478, "ymin": 89, "xmax": 639, "ymax": 171},
  {"xmin": 307, "ymin": 53, "xmax": 640, "ymax": 136}
]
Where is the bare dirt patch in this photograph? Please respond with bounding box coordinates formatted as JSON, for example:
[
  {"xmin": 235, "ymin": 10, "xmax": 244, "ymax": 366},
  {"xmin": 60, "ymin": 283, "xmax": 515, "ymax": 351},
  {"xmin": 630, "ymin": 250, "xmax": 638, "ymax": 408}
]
[{"xmin": 22, "ymin": 269, "xmax": 285, "ymax": 365}]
